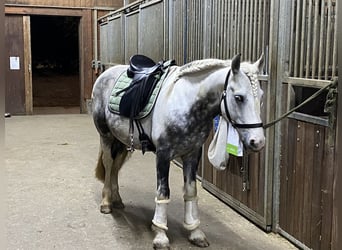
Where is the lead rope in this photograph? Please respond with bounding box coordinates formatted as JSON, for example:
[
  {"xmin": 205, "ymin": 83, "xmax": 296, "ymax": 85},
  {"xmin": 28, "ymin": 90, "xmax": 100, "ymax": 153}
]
[{"xmin": 263, "ymin": 80, "xmax": 337, "ymax": 129}]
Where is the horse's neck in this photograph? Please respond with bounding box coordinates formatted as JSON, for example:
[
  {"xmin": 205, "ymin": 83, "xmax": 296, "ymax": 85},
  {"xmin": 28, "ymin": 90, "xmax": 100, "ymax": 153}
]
[
  {"xmin": 174, "ymin": 67, "xmax": 228, "ymax": 119},
  {"xmin": 198, "ymin": 67, "xmax": 228, "ymax": 95}
]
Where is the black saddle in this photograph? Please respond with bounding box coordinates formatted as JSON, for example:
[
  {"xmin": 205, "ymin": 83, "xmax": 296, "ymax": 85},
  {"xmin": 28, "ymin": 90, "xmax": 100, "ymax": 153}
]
[{"xmin": 118, "ymin": 54, "xmax": 175, "ymax": 119}]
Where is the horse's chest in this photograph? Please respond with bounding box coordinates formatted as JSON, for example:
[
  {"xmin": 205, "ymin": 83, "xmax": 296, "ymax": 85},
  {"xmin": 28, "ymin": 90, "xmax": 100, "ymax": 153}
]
[
  {"xmin": 155, "ymin": 91, "xmax": 218, "ymax": 154},
  {"xmin": 158, "ymin": 113, "xmax": 212, "ymax": 154}
]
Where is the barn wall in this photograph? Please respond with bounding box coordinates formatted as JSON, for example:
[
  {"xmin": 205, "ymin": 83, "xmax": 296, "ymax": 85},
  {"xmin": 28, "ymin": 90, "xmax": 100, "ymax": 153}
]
[{"xmin": 5, "ymin": 0, "xmax": 122, "ymax": 8}]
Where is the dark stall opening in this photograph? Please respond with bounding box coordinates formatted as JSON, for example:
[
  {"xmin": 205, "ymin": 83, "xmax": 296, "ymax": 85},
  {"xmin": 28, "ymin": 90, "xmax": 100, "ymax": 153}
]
[{"xmin": 31, "ymin": 15, "xmax": 80, "ymax": 114}]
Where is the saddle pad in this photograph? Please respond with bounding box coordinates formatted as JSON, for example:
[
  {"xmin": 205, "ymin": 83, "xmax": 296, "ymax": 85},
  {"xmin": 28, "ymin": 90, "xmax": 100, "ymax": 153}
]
[{"xmin": 108, "ymin": 70, "xmax": 166, "ymax": 119}]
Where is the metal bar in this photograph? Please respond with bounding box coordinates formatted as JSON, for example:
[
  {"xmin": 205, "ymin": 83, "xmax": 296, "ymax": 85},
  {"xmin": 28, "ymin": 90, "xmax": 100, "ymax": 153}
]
[
  {"xmin": 241, "ymin": 0, "xmax": 246, "ymax": 59},
  {"xmin": 255, "ymin": 0, "xmax": 267, "ymax": 59},
  {"xmin": 140, "ymin": 0, "xmax": 163, "ymax": 9},
  {"xmin": 262, "ymin": 0, "xmax": 268, "ymax": 61},
  {"xmin": 284, "ymin": 76, "xmax": 333, "ymax": 88},
  {"xmin": 223, "ymin": 0, "xmax": 228, "ymax": 58},
  {"xmin": 164, "ymin": 0, "xmax": 168, "ymax": 59},
  {"xmin": 312, "ymin": 0, "xmax": 320, "ymax": 79},
  {"xmin": 183, "ymin": 0, "xmax": 188, "ymax": 63},
  {"xmin": 233, "ymin": 0, "xmax": 238, "ymax": 55},
  {"xmin": 248, "ymin": 0, "xmax": 253, "ymax": 60},
  {"xmin": 294, "ymin": 0, "xmax": 301, "ymax": 77},
  {"xmin": 237, "ymin": 0, "xmax": 241, "ymax": 54},
  {"xmin": 93, "ymin": 9, "xmax": 98, "ymax": 64},
  {"xmin": 228, "ymin": 0, "xmax": 233, "ymax": 57},
  {"xmin": 252, "ymin": 0, "xmax": 257, "ymax": 59},
  {"xmin": 245, "ymin": 0, "xmax": 249, "ymax": 59},
  {"xmin": 288, "ymin": 112, "xmax": 329, "ymax": 127},
  {"xmin": 299, "ymin": 0, "xmax": 307, "ymax": 78},
  {"xmin": 196, "ymin": 0, "xmax": 199, "ymax": 59},
  {"xmin": 332, "ymin": 1, "xmax": 337, "ymax": 78},
  {"xmin": 288, "ymin": 0, "xmax": 296, "ymax": 76},
  {"xmin": 218, "ymin": 0, "xmax": 223, "ymax": 58},
  {"xmin": 187, "ymin": 0, "xmax": 191, "ymax": 61},
  {"xmin": 196, "ymin": 0, "xmax": 199, "ymax": 60},
  {"xmin": 324, "ymin": 0, "xmax": 332, "ymax": 79},
  {"xmin": 305, "ymin": 0, "xmax": 313, "ymax": 78},
  {"xmin": 271, "ymin": 0, "xmax": 287, "ymax": 232},
  {"xmin": 317, "ymin": 0, "xmax": 325, "ymax": 79},
  {"xmin": 278, "ymin": 228, "xmax": 316, "ymax": 250}
]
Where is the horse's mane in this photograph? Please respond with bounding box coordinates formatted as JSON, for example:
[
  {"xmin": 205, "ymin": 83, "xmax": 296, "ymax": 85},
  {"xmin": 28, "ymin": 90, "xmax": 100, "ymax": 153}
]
[
  {"xmin": 174, "ymin": 59, "xmax": 231, "ymax": 81},
  {"xmin": 173, "ymin": 58, "xmax": 261, "ymax": 97}
]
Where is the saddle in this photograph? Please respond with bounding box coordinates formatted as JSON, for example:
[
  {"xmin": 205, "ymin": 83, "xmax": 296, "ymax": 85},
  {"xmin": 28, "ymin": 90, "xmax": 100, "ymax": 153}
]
[
  {"xmin": 114, "ymin": 54, "xmax": 176, "ymax": 153},
  {"xmin": 118, "ymin": 54, "xmax": 176, "ymax": 119}
]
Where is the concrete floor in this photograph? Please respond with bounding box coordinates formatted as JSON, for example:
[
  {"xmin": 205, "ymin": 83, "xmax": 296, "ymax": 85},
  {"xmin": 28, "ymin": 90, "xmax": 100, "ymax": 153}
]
[{"xmin": 5, "ymin": 115, "xmax": 297, "ymax": 250}]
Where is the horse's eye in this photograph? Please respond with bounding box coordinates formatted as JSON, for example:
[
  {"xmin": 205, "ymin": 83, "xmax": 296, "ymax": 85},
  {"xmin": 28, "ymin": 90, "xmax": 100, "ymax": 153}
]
[{"xmin": 234, "ymin": 95, "xmax": 244, "ymax": 103}]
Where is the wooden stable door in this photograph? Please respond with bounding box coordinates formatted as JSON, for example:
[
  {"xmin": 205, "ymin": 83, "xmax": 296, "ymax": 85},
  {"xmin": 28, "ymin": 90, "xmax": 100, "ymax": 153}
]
[{"xmin": 5, "ymin": 15, "xmax": 32, "ymax": 114}]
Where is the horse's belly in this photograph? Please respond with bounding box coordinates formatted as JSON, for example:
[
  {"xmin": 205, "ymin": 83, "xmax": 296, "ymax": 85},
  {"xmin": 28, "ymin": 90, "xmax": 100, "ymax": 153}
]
[{"xmin": 106, "ymin": 111, "xmax": 152, "ymax": 150}]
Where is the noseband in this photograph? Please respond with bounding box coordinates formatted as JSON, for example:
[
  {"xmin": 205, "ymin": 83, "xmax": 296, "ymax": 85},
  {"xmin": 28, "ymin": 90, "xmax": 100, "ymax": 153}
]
[{"xmin": 221, "ymin": 70, "xmax": 263, "ymax": 129}]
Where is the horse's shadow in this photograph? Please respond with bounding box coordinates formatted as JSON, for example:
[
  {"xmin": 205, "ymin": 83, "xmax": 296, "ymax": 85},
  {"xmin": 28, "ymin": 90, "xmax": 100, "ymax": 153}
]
[
  {"xmin": 109, "ymin": 201, "xmax": 190, "ymax": 245},
  {"xmin": 106, "ymin": 198, "xmax": 248, "ymax": 249}
]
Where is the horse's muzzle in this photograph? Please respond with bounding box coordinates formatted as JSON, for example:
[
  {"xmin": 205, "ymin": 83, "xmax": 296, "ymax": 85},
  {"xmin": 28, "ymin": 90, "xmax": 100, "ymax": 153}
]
[{"xmin": 246, "ymin": 137, "xmax": 265, "ymax": 152}]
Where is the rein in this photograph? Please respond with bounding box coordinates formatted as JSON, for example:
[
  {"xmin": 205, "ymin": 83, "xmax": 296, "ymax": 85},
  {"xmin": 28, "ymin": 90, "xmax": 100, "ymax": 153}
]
[
  {"xmin": 263, "ymin": 80, "xmax": 336, "ymax": 129},
  {"xmin": 221, "ymin": 70, "xmax": 264, "ymax": 129}
]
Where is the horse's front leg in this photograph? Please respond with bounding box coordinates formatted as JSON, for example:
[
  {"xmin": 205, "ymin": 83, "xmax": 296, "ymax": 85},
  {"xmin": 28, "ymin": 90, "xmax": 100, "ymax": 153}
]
[
  {"xmin": 182, "ymin": 149, "xmax": 209, "ymax": 247},
  {"xmin": 152, "ymin": 150, "xmax": 171, "ymax": 249}
]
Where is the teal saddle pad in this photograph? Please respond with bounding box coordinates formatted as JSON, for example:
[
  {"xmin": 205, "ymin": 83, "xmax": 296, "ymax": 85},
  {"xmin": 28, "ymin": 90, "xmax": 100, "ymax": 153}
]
[{"xmin": 108, "ymin": 70, "xmax": 167, "ymax": 119}]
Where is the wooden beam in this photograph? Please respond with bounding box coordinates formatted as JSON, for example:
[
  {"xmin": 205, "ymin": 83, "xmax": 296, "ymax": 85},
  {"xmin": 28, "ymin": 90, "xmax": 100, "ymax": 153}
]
[
  {"xmin": 5, "ymin": 6, "xmax": 84, "ymax": 16},
  {"xmin": 332, "ymin": 1, "xmax": 341, "ymax": 249},
  {"xmin": 23, "ymin": 16, "xmax": 32, "ymax": 115}
]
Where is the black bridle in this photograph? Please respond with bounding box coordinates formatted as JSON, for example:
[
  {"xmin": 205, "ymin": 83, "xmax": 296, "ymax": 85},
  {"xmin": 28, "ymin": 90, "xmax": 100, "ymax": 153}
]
[{"xmin": 221, "ymin": 70, "xmax": 264, "ymax": 129}]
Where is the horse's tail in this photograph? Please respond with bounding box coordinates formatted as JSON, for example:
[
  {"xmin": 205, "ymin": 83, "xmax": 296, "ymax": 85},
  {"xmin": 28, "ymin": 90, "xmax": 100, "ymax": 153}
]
[{"xmin": 95, "ymin": 147, "xmax": 105, "ymax": 182}]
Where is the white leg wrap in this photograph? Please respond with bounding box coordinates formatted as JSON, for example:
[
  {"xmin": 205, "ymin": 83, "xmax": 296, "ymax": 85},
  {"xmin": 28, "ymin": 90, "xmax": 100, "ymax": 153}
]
[
  {"xmin": 184, "ymin": 199, "xmax": 200, "ymax": 231},
  {"xmin": 152, "ymin": 198, "xmax": 170, "ymax": 231}
]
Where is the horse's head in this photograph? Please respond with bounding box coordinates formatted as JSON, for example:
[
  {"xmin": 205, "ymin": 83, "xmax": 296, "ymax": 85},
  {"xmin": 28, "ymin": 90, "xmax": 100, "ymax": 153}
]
[{"xmin": 221, "ymin": 54, "xmax": 265, "ymax": 152}]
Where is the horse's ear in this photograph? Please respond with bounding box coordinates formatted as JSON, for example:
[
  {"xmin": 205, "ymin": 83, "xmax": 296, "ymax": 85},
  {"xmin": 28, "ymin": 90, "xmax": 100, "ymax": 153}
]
[
  {"xmin": 231, "ymin": 53, "xmax": 241, "ymax": 74},
  {"xmin": 254, "ymin": 53, "xmax": 264, "ymax": 73}
]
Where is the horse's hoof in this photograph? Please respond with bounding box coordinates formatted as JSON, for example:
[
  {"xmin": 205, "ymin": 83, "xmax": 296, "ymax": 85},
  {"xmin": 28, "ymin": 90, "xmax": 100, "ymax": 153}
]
[
  {"xmin": 152, "ymin": 225, "xmax": 170, "ymax": 249},
  {"xmin": 189, "ymin": 228, "xmax": 210, "ymax": 248},
  {"xmin": 112, "ymin": 200, "xmax": 125, "ymax": 209},
  {"xmin": 153, "ymin": 236, "xmax": 170, "ymax": 250},
  {"xmin": 100, "ymin": 204, "xmax": 112, "ymax": 214}
]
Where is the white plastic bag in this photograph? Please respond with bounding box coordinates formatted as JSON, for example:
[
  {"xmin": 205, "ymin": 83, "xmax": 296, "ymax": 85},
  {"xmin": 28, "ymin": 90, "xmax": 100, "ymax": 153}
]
[{"xmin": 208, "ymin": 116, "xmax": 229, "ymax": 170}]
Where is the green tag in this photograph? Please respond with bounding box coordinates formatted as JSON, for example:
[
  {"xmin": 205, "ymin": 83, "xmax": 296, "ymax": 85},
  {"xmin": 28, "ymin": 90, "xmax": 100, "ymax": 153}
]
[{"xmin": 227, "ymin": 143, "xmax": 239, "ymax": 156}]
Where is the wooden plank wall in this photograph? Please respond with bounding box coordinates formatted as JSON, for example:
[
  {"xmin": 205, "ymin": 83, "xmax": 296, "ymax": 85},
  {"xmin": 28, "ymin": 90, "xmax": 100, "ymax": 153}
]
[
  {"xmin": 279, "ymin": 119, "xmax": 335, "ymax": 249},
  {"xmin": 203, "ymin": 133, "xmax": 266, "ymax": 217}
]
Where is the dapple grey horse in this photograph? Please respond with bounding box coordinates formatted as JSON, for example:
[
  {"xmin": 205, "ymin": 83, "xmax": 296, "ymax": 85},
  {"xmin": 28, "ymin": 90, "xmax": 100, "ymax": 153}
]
[{"xmin": 91, "ymin": 54, "xmax": 265, "ymax": 249}]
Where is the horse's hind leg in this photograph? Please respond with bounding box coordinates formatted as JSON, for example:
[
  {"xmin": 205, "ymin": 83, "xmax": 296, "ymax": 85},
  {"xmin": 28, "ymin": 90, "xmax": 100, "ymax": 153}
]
[
  {"xmin": 182, "ymin": 149, "xmax": 209, "ymax": 247},
  {"xmin": 96, "ymin": 136, "xmax": 129, "ymax": 213}
]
